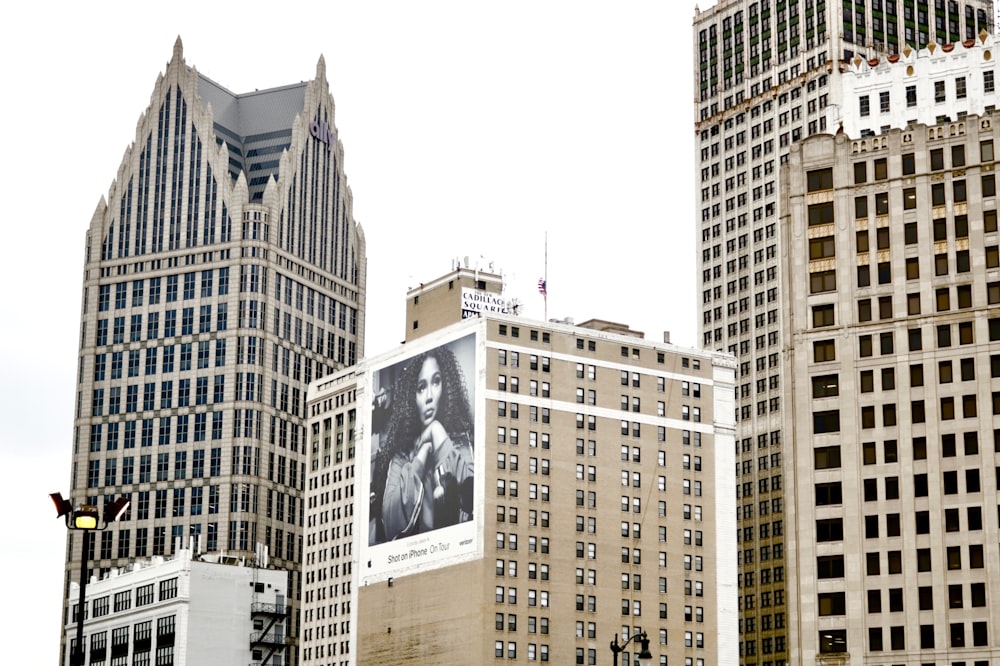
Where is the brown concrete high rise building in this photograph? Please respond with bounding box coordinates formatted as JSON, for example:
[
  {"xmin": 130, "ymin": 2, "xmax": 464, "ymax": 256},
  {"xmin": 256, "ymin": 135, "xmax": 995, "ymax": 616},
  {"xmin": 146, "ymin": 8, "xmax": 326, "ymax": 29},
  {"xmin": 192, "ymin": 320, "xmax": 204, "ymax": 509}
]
[{"xmin": 301, "ymin": 268, "xmax": 738, "ymax": 665}]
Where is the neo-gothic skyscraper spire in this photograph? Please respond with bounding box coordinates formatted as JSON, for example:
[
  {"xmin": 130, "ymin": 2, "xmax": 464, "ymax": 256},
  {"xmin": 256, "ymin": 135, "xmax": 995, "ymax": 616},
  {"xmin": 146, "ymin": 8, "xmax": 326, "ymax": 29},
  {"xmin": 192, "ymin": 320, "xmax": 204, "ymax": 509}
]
[{"xmin": 63, "ymin": 38, "xmax": 365, "ymax": 665}]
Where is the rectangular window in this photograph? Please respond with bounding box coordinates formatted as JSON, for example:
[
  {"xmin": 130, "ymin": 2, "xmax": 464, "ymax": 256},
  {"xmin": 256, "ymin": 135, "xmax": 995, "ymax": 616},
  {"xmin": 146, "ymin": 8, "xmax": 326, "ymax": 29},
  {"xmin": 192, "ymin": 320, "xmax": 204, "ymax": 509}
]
[
  {"xmin": 807, "ymin": 168, "xmax": 834, "ymax": 192},
  {"xmin": 810, "ymin": 270, "xmax": 836, "ymax": 294},
  {"xmin": 809, "ymin": 236, "xmax": 836, "ymax": 260},
  {"xmin": 855, "ymin": 196, "xmax": 869, "ymax": 219},
  {"xmin": 814, "ymin": 340, "xmax": 835, "ymax": 362},
  {"xmin": 808, "ymin": 202, "xmax": 834, "ymax": 226},
  {"xmin": 859, "ymin": 95, "xmax": 871, "ymax": 117},
  {"xmin": 813, "ymin": 410, "xmax": 840, "ymax": 434},
  {"xmin": 983, "ymin": 174, "xmax": 996, "ymax": 197}
]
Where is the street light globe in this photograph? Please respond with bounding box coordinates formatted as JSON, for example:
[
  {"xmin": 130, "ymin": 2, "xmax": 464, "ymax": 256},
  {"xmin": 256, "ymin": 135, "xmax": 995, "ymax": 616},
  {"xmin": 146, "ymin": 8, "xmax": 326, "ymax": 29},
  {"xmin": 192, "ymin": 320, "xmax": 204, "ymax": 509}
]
[
  {"xmin": 72, "ymin": 506, "xmax": 100, "ymax": 530},
  {"xmin": 73, "ymin": 515, "xmax": 98, "ymax": 530},
  {"xmin": 636, "ymin": 632, "xmax": 653, "ymax": 666}
]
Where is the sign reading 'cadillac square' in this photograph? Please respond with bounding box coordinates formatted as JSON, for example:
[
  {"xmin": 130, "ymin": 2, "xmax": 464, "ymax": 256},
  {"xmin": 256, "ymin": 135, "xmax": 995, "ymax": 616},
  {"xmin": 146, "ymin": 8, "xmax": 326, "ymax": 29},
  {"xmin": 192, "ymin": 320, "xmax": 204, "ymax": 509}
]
[{"xmin": 461, "ymin": 288, "xmax": 508, "ymax": 319}]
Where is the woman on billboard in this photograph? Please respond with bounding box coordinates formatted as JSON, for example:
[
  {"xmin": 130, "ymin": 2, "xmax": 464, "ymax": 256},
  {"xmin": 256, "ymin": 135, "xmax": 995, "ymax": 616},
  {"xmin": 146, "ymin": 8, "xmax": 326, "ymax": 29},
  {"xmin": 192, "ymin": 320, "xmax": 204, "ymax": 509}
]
[{"xmin": 371, "ymin": 345, "xmax": 474, "ymax": 542}]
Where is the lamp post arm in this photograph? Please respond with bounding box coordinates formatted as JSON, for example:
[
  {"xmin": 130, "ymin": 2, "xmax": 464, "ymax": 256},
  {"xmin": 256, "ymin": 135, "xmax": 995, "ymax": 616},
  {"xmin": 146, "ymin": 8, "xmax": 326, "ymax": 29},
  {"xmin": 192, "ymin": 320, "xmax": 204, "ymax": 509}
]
[
  {"xmin": 609, "ymin": 631, "xmax": 650, "ymax": 666},
  {"xmin": 52, "ymin": 494, "xmax": 130, "ymax": 666},
  {"xmin": 73, "ymin": 529, "xmax": 91, "ymax": 666}
]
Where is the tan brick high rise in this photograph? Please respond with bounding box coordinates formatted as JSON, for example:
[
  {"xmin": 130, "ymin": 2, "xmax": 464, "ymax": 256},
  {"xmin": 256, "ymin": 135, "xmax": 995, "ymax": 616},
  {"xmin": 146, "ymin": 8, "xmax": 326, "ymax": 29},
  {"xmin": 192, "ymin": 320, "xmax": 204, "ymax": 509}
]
[{"xmin": 302, "ymin": 269, "xmax": 738, "ymax": 665}]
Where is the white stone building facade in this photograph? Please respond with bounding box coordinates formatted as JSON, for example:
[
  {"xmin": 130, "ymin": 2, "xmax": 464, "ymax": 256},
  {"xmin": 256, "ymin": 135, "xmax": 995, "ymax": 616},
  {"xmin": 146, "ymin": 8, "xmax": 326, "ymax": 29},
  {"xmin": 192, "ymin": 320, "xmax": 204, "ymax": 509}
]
[{"xmin": 65, "ymin": 548, "xmax": 289, "ymax": 665}]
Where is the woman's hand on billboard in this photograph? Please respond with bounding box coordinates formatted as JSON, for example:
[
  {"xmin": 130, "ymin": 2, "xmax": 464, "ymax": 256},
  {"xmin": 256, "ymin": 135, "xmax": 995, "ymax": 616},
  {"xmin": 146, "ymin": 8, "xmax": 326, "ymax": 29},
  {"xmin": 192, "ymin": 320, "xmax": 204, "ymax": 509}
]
[{"xmin": 419, "ymin": 420, "xmax": 449, "ymax": 455}]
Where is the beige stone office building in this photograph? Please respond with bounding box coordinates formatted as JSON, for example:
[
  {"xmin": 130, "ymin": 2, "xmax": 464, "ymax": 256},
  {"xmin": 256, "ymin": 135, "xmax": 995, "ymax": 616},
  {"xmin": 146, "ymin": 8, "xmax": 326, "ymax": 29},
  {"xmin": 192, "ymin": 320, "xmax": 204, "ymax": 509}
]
[
  {"xmin": 781, "ymin": 115, "xmax": 1000, "ymax": 664},
  {"xmin": 65, "ymin": 39, "xmax": 366, "ymax": 664},
  {"xmin": 301, "ymin": 267, "xmax": 738, "ymax": 665},
  {"xmin": 692, "ymin": 3, "xmax": 993, "ymax": 664}
]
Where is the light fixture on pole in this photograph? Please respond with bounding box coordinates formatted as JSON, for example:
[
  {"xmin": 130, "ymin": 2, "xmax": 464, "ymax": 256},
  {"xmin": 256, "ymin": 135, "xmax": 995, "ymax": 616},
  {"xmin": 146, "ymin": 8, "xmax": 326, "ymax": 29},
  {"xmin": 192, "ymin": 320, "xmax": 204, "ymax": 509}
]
[
  {"xmin": 609, "ymin": 630, "xmax": 653, "ymax": 666},
  {"xmin": 51, "ymin": 492, "xmax": 131, "ymax": 666}
]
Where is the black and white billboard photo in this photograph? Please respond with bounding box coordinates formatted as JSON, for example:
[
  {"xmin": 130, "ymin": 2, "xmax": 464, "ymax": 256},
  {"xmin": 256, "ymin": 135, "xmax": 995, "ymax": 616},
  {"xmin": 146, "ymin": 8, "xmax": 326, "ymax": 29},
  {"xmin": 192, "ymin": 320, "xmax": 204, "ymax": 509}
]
[{"xmin": 363, "ymin": 329, "xmax": 482, "ymax": 579}]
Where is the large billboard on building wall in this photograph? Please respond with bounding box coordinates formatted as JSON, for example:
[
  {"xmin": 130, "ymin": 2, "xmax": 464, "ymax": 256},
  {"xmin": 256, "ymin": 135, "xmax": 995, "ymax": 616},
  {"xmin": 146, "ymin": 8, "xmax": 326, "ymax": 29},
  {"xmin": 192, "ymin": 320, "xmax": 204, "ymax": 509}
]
[{"xmin": 360, "ymin": 326, "xmax": 483, "ymax": 580}]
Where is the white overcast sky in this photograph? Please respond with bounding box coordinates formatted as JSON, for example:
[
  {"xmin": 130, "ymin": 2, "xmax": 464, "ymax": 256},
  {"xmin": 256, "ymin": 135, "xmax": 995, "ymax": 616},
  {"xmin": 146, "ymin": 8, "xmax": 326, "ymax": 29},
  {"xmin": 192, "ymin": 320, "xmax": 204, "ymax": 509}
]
[{"xmin": 0, "ymin": 2, "xmax": 698, "ymax": 660}]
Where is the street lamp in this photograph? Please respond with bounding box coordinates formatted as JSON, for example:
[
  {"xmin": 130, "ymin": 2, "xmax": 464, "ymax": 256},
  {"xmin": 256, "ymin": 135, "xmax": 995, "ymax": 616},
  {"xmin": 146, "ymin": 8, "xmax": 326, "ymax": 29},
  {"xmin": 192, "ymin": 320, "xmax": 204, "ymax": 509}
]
[
  {"xmin": 609, "ymin": 630, "xmax": 653, "ymax": 666},
  {"xmin": 51, "ymin": 493, "xmax": 131, "ymax": 666}
]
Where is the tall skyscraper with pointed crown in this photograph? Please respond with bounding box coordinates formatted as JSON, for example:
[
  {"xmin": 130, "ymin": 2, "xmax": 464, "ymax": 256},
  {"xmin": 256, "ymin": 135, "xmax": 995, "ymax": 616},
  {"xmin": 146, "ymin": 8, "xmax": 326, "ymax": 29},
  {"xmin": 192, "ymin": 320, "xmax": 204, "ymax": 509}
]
[{"xmin": 63, "ymin": 38, "xmax": 365, "ymax": 665}]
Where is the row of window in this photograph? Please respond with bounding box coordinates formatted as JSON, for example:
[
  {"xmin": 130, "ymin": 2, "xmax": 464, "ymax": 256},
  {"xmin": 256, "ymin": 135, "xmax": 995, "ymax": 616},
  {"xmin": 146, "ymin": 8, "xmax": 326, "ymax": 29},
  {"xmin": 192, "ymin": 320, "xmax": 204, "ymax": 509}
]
[
  {"xmin": 737, "ymin": 545, "xmax": 784, "ymax": 570},
  {"xmin": 94, "ymin": 310, "xmax": 353, "ymax": 377},
  {"xmin": 821, "ymin": 390, "xmax": 997, "ymax": 430},
  {"xmin": 841, "ymin": 1, "xmax": 984, "ymax": 49},
  {"xmin": 737, "ymin": 587, "xmax": 785, "ymax": 610},
  {"xmin": 809, "ymin": 139, "xmax": 996, "ymax": 196},
  {"xmin": 91, "ymin": 382, "xmax": 308, "ymax": 427},
  {"xmin": 272, "ymin": 306, "xmax": 355, "ymax": 364},
  {"xmin": 819, "ymin": 467, "xmax": 989, "ymax": 506},
  {"xmin": 94, "ymin": 341, "xmax": 226, "ymax": 382},
  {"xmin": 739, "ymin": 557, "xmax": 785, "ymax": 588},
  {"xmin": 81, "ymin": 520, "xmax": 220, "ymax": 559},
  {"xmin": 739, "ymin": 612, "xmax": 785, "ymax": 634},
  {"xmin": 817, "ymin": 506, "xmax": 994, "ymax": 548},
  {"xmin": 495, "ymin": 422, "xmax": 552, "ymax": 449},
  {"xmin": 92, "ymin": 376, "xmax": 226, "ymax": 416},
  {"xmin": 812, "ymin": 317, "xmax": 1000, "ymax": 367},
  {"xmin": 495, "ymin": 559, "xmax": 550, "ymax": 580},
  {"xmin": 87, "ymin": 414, "xmax": 225, "ymax": 450},
  {"xmin": 815, "ymin": 429, "xmax": 1000, "ymax": 472},
  {"xmin": 495, "ymin": 482, "xmax": 550, "ymax": 501},
  {"xmin": 497, "ymin": 350, "xmax": 550, "ymax": 372},
  {"xmin": 736, "ymin": 472, "xmax": 782, "ymax": 497},
  {"xmin": 493, "ymin": 640, "xmax": 548, "ymax": 661},
  {"xmin": 857, "ymin": 71, "xmax": 995, "ymax": 119},
  {"xmin": 855, "ymin": 581, "xmax": 989, "ymax": 612},
  {"xmin": 811, "ymin": 182, "xmax": 996, "ymax": 245},
  {"xmin": 86, "ymin": 579, "xmax": 177, "ymax": 621},
  {"xmin": 87, "ymin": 449, "xmax": 222, "ymax": 486},
  {"xmin": 98, "ymin": 272, "xmax": 230, "ymax": 311},
  {"xmin": 72, "ymin": 615, "xmax": 176, "ymax": 666},
  {"xmin": 814, "ymin": 385, "xmax": 1000, "ymax": 434},
  {"xmin": 822, "ymin": 235, "xmax": 1000, "ymax": 303},
  {"xmin": 496, "ymin": 453, "xmax": 547, "ymax": 473},
  {"xmin": 96, "ymin": 305, "xmax": 227, "ymax": 345},
  {"xmin": 817, "ymin": 623, "xmax": 989, "ymax": 654},
  {"xmin": 273, "ymin": 273, "xmax": 357, "ymax": 331},
  {"xmin": 737, "ymin": 520, "xmax": 783, "ymax": 545},
  {"xmin": 496, "ymin": 323, "xmax": 549, "ymax": 344},
  {"xmin": 90, "ymin": 416, "xmax": 225, "ymax": 451}
]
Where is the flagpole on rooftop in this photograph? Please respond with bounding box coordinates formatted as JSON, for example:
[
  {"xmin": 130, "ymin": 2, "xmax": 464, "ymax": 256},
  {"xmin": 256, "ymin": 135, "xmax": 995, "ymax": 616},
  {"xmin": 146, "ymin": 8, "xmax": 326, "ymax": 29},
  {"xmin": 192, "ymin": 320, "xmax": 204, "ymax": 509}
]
[{"xmin": 543, "ymin": 232, "xmax": 548, "ymax": 321}]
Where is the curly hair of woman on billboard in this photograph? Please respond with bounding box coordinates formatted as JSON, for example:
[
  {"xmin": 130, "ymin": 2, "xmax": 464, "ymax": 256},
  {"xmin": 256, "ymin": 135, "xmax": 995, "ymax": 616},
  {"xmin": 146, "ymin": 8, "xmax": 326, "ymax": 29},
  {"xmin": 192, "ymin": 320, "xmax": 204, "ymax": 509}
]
[{"xmin": 371, "ymin": 346, "xmax": 475, "ymax": 542}]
